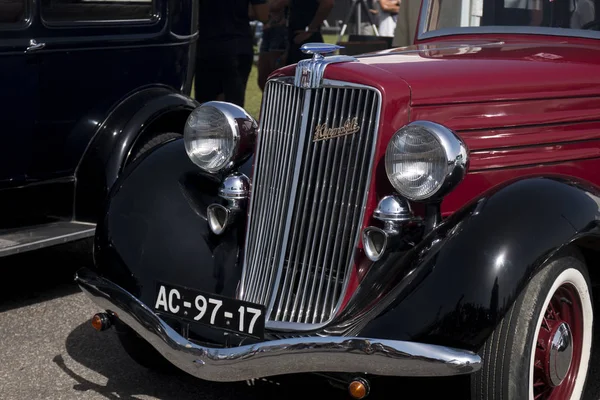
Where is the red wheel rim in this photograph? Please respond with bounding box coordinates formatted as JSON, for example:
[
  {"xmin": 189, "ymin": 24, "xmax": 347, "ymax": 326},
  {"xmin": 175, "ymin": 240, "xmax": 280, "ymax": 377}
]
[{"xmin": 533, "ymin": 282, "xmax": 584, "ymax": 400}]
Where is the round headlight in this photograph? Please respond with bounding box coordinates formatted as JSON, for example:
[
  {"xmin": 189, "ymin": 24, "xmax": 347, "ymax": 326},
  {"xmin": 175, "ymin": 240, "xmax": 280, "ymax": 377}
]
[
  {"xmin": 184, "ymin": 101, "xmax": 257, "ymax": 173},
  {"xmin": 384, "ymin": 121, "xmax": 468, "ymax": 201}
]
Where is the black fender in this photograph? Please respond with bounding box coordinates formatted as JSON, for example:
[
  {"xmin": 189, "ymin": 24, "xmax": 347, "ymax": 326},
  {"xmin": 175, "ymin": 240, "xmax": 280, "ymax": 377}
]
[
  {"xmin": 74, "ymin": 86, "xmax": 199, "ymax": 222},
  {"xmin": 93, "ymin": 138, "xmax": 253, "ymax": 345},
  {"xmin": 343, "ymin": 176, "xmax": 600, "ymax": 352}
]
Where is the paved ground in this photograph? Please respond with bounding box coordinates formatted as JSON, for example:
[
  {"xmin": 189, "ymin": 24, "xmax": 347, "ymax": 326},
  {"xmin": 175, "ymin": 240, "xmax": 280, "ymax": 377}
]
[{"xmin": 0, "ymin": 241, "xmax": 599, "ymax": 400}]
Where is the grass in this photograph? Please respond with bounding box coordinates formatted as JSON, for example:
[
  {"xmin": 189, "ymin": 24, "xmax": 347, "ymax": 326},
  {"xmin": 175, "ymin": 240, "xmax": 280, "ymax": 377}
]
[
  {"xmin": 192, "ymin": 34, "xmax": 341, "ymax": 120},
  {"xmin": 244, "ymin": 59, "xmax": 263, "ymax": 119}
]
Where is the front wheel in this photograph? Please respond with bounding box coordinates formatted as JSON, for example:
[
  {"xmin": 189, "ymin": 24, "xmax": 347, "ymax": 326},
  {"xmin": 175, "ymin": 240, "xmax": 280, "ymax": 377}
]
[{"xmin": 471, "ymin": 249, "xmax": 593, "ymax": 399}]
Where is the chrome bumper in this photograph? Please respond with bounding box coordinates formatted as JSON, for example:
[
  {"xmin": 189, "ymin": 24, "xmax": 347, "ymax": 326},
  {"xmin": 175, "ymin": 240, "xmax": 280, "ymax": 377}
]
[{"xmin": 75, "ymin": 267, "xmax": 481, "ymax": 382}]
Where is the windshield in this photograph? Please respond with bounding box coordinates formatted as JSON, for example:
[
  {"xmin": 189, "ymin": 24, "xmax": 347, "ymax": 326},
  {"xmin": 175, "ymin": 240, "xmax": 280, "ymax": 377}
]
[{"xmin": 421, "ymin": 0, "xmax": 599, "ymax": 37}]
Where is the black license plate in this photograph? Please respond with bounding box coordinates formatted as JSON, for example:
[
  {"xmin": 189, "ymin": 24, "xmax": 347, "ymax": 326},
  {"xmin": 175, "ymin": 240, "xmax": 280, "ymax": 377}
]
[{"xmin": 153, "ymin": 282, "xmax": 265, "ymax": 339}]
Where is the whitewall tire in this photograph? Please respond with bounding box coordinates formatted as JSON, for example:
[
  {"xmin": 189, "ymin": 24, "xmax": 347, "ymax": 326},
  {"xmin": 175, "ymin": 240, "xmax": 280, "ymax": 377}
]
[{"xmin": 471, "ymin": 248, "xmax": 593, "ymax": 400}]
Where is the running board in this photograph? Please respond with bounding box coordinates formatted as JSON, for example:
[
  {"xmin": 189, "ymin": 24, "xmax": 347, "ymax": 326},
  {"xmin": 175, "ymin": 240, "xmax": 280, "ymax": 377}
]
[{"xmin": 0, "ymin": 221, "xmax": 95, "ymax": 257}]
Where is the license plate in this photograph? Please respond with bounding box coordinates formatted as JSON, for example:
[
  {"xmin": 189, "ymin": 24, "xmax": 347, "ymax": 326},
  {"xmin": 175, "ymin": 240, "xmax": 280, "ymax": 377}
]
[{"xmin": 153, "ymin": 282, "xmax": 265, "ymax": 339}]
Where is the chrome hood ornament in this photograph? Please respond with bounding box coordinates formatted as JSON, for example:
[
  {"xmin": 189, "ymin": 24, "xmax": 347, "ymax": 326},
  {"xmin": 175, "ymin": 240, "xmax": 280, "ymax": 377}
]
[
  {"xmin": 294, "ymin": 43, "xmax": 357, "ymax": 89},
  {"xmin": 300, "ymin": 43, "xmax": 344, "ymax": 60}
]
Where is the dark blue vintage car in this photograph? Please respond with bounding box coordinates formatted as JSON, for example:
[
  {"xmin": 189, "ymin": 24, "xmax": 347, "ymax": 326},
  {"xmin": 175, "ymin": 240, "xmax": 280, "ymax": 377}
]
[{"xmin": 0, "ymin": 0, "xmax": 198, "ymax": 257}]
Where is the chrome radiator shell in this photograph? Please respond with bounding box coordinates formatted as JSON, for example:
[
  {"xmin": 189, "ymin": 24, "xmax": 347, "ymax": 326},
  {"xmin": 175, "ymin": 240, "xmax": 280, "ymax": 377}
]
[{"xmin": 239, "ymin": 77, "xmax": 382, "ymax": 330}]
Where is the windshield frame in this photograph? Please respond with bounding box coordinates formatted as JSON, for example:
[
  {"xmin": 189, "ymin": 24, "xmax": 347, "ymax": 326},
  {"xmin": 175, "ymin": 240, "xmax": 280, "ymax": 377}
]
[{"xmin": 417, "ymin": 0, "xmax": 600, "ymax": 41}]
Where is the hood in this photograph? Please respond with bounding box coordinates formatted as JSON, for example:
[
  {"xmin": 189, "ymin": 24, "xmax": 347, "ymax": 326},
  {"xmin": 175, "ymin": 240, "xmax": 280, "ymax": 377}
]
[{"xmin": 356, "ymin": 38, "xmax": 600, "ymax": 106}]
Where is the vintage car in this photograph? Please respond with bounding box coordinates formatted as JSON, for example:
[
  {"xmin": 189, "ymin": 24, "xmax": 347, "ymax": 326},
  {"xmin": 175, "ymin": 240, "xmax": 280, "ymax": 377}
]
[
  {"xmin": 0, "ymin": 0, "xmax": 198, "ymax": 258},
  {"xmin": 76, "ymin": 0, "xmax": 600, "ymax": 398}
]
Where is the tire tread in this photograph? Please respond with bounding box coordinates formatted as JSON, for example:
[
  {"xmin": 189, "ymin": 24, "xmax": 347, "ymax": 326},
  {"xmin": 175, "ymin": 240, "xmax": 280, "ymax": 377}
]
[
  {"xmin": 471, "ymin": 248, "xmax": 591, "ymax": 400},
  {"xmin": 130, "ymin": 132, "xmax": 181, "ymax": 163}
]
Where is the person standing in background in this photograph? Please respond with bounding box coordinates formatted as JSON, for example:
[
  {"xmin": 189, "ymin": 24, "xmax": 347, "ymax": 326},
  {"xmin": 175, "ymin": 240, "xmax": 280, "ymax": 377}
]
[
  {"xmin": 378, "ymin": 0, "xmax": 399, "ymax": 36},
  {"xmin": 285, "ymin": 0, "xmax": 335, "ymax": 65},
  {"xmin": 195, "ymin": 0, "xmax": 269, "ymax": 108},
  {"xmin": 257, "ymin": 0, "xmax": 289, "ymax": 91}
]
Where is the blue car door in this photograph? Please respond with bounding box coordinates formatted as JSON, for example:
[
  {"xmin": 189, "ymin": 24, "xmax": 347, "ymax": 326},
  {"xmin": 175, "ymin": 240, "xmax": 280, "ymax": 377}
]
[{"xmin": 0, "ymin": 1, "xmax": 40, "ymax": 185}]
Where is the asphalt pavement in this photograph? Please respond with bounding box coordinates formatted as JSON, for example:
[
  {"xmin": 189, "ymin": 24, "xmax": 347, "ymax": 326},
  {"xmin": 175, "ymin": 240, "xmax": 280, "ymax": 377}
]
[{"xmin": 0, "ymin": 241, "xmax": 599, "ymax": 400}]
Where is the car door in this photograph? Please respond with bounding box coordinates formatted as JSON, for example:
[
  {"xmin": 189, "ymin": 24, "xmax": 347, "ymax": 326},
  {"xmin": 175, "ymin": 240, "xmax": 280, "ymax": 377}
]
[
  {"xmin": 0, "ymin": 1, "xmax": 40, "ymax": 184},
  {"xmin": 27, "ymin": 0, "xmax": 168, "ymax": 179}
]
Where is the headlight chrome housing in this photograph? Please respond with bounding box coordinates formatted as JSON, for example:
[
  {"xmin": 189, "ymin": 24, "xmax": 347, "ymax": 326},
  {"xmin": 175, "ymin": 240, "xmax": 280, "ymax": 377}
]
[
  {"xmin": 184, "ymin": 101, "xmax": 257, "ymax": 174},
  {"xmin": 385, "ymin": 121, "xmax": 468, "ymax": 201}
]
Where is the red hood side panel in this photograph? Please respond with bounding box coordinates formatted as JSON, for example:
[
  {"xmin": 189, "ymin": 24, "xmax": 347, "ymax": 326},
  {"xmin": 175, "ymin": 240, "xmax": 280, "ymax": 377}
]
[{"xmin": 358, "ymin": 37, "xmax": 600, "ymax": 105}]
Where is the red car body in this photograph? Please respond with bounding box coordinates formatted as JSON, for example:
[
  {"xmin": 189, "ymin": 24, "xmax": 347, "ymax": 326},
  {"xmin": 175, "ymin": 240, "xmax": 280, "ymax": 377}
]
[
  {"xmin": 278, "ymin": 35, "xmax": 600, "ymax": 216},
  {"xmin": 273, "ymin": 34, "xmax": 600, "ymax": 309}
]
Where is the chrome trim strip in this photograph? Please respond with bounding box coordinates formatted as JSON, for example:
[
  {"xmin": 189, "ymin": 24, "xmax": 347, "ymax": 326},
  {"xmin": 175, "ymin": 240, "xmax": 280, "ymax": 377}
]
[
  {"xmin": 355, "ymin": 42, "xmax": 505, "ymax": 59},
  {"xmin": 169, "ymin": 31, "xmax": 200, "ymax": 41},
  {"xmin": 417, "ymin": 0, "xmax": 600, "ymax": 41},
  {"xmin": 76, "ymin": 267, "xmax": 482, "ymax": 381},
  {"xmin": 265, "ymin": 88, "xmax": 313, "ymax": 318}
]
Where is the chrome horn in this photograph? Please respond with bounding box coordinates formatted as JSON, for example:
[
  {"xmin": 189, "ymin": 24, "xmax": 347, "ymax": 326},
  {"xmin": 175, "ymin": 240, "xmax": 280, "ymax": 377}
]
[
  {"xmin": 207, "ymin": 172, "xmax": 250, "ymax": 235},
  {"xmin": 363, "ymin": 195, "xmax": 421, "ymax": 262},
  {"xmin": 207, "ymin": 204, "xmax": 232, "ymax": 235},
  {"xmin": 362, "ymin": 226, "xmax": 389, "ymax": 262}
]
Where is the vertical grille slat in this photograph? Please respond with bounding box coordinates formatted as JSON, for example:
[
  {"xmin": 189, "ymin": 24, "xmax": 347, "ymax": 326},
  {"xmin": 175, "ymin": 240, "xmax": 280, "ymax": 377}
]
[
  {"xmin": 240, "ymin": 78, "xmax": 380, "ymax": 329},
  {"xmin": 326, "ymin": 89, "xmax": 366, "ymax": 309},
  {"xmin": 342, "ymin": 93, "xmax": 378, "ymax": 278},
  {"xmin": 275, "ymin": 88, "xmax": 322, "ymax": 321},
  {"xmin": 257, "ymin": 84, "xmax": 298, "ymax": 303},
  {"xmin": 244, "ymin": 84, "xmax": 280, "ymax": 301},
  {"xmin": 245, "ymin": 84, "xmax": 280, "ymax": 293},
  {"xmin": 296, "ymin": 87, "xmax": 331, "ymax": 323},
  {"xmin": 306, "ymin": 87, "xmax": 343, "ymax": 324},
  {"xmin": 315, "ymin": 88, "xmax": 349, "ymax": 323},
  {"xmin": 241, "ymin": 82, "xmax": 304, "ymax": 305},
  {"xmin": 247, "ymin": 84, "xmax": 278, "ymax": 300}
]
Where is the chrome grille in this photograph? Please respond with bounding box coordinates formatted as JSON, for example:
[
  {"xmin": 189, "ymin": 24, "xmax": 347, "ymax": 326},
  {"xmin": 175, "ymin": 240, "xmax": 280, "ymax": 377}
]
[{"xmin": 240, "ymin": 78, "xmax": 381, "ymax": 329}]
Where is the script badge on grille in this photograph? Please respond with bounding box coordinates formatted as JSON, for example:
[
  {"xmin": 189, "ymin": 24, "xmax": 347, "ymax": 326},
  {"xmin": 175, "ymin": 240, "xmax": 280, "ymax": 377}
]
[{"xmin": 313, "ymin": 117, "xmax": 360, "ymax": 142}]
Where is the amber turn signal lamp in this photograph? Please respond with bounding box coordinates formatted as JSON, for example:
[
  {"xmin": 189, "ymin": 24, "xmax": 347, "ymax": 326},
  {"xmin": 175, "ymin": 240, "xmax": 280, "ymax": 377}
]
[
  {"xmin": 91, "ymin": 313, "xmax": 112, "ymax": 332},
  {"xmin": 348, "ymin": 378, "xmax": 370, "ymax": 399}
]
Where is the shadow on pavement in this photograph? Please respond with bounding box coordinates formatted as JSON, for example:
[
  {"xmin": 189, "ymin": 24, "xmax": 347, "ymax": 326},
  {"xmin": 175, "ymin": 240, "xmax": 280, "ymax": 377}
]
[
  {"xmin": 59, "ymin": 321, "xmax": 346, "ymax": 400},
  {"xmin": 0, "ymin": 239, "xmax": 92, "ymax": 313}
]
